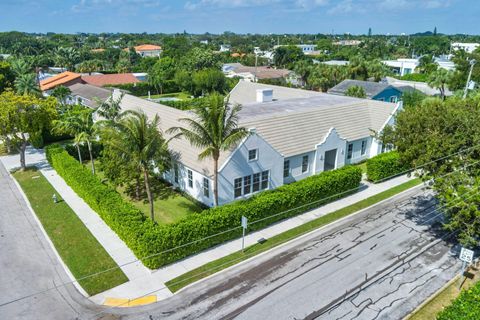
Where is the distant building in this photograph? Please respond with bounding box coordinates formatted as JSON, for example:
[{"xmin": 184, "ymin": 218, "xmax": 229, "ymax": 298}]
[
  {"xmin": 273, "ymin": 44, "xmax": 317, "ymax": 55},
  {"xmin": 328, "ymin": 79, "xmax": 403, "ymax": 103},
  {"xmin": 219, "ymin": 44, "xmax": 231, "ymax": 52},
  {"xmin": 39, "ymin": 71, "xmax": 83, "ymax": 92},
  {"xmin": 334, "ymin": 40, "xmax": 362, "ymax": 46},
  {"xmin": 383, "ymin": 57, "xmax": 455, "ymax": 76},
  {"xmin": 317, "ymin": 60, "xmax": 350, "ymax": 66},
  {"xmin": 382, "ymin": 76, "xmax": 453, "ymax": 97},
  {"xmin": 222, "ymin": 63, "xmax": 295, "ymax": 83},
  {"xmin": 133, "ymin": 44, "xmax": 162, "ymax": 57},
  {"xmin": 82, "ymin": 73, "xmax": 140, "ymax": 87},
  {"xmin": 66, "ymin": 83, "xmax": 113, "ymax": 109},
  {"xmin": 451, "ymin": 42, "xmax": 480, "ymax": 54}
]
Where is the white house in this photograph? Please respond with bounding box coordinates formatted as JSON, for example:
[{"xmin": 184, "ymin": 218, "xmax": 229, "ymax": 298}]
[
  {"xmin": 219, "ymin": 44, "xmax": 231, "ymax": 52},
  {"xmin": 133, "ymin": 45, "xmax": 162, "ymax": 57},
  {"xmin": 115, "ymin": 81, "xmax": 400, "ymax": 207},
  {"xmin": 451, "ymin": 42, "xmax": 480, "ymax": 54},
  {"xmin": 383, "ymin": 57, "xmax": 455, "ymax": 76}
]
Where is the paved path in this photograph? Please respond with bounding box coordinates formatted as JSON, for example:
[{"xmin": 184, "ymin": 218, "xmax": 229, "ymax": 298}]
[
  {"xmin": 0, "ymin": 162, "xmax": 99, "ymax": 320},
  {"xmin": 1, "ymin": 147, "xmax": 416, "ymax": 306},
  {"xmin": 118, "ymin": 186, "xmax": 460, "ymax": 320}
]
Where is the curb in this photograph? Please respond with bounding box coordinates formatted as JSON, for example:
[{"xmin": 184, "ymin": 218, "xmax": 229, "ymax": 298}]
[{"xmin": 8, "ymin": 169, "xmax": 89, "ymax": 298}]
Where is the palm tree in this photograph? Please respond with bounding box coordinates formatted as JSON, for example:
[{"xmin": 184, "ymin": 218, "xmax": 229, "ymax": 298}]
[
  {"xmin": 53, "ymin": 109, "xmax": 97, "ymax": 173},
  {"xmin": 102, "ymin": 110, "xmax": 170, "ymax": 221},
  {"xmin": 167, "ymin": 94, "xmax": 249, "ymax": 206},
  {"xmin": 345, "ymin": 85, "xmax": 367, "ymax": 98},
  {"xmin": 10, "ymin": 58, "xmax": 32, "ymax": 76},
  {"xmin": 14, "ymin": 73, "xmax": 40, "ymax": 96},
  {"xmin": 428, "ymin": 69, "xmax": 452, "ymax": 100},
  {"xmin": 95, "ymin": 92, "xmax": 123, "ymax": 122}
]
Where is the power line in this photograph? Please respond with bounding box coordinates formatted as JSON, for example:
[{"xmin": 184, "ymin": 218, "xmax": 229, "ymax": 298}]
[
  {"xmin": 1, "ymin": 146, "xmax": 479, "ymax": 310},
  {"xmin": 89, "ymin": 186, "xmax": 480, "ymax": 319}
]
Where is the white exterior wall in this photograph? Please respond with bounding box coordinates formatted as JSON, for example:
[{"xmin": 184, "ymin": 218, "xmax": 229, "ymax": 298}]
[
  {"xmin": 163, "ymin": 163, "xmax": 214, "ymax": 206},
  {"xmin": 314, "ymin": 128, "xmax": 347, "ymax": 173},
  {"xmin": 138, "ymin": 50, "xmax": 162, "ymax": 57},
  {"xmin": 218, "ymin": 133, "xmax": 283, "ymax": 205},
  {"xmin": 283, "ymin": 151, "xmax": 316, "ymax": 184},
  {"xmin": 345, "ymin": 138, "xmax": 372, "ymax": 165}
]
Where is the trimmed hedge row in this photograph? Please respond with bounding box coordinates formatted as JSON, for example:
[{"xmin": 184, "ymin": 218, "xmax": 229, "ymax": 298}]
[
  {"xmin": 437, "ymin": 279, "xmax": 480, "ymax": 320},
  {"xmin": 366, "ymin": 151, "xmax": 410, "ymax": 183},
  {"xmin": 46, "ymin": 145, "xmax": 362, "ymax": 268}
]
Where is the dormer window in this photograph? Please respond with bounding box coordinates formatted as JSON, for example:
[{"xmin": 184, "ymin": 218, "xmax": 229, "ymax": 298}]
[{"xmin": 248, "ymin": 149, "xmax": 258, "ymax": 161}]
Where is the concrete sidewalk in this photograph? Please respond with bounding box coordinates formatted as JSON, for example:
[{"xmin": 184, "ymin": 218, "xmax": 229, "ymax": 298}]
[{"xmin": 1, "ymin": 147, "xmax": 417, "ymax": 305}]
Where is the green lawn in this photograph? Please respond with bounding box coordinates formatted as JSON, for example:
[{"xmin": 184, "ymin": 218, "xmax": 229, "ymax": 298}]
[
  {"xmin": 355, "ymin": 161, "xmax": 368, "ymax": 174},
  {"xmin": 165, "ymin": 178, "xmax": 422, "ymax": 293},
  {"xmin": 14, "ymin": 168, "xmax": 128, "ymax": 295},
  {"xmin": 141, "ymin": 92, "xmax": 191, "ymax": 100},
  {"xmin": 85, "ymin": 160, "xmax": 204, "ymax": 224}
]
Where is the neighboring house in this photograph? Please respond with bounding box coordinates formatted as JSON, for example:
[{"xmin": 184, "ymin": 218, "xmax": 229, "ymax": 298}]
[
  {"xmin": 328, "ymin": 79, "xmax": 403, "ymax": 102},
  {"xmin": 82, "ymin": 73, "xmax": 140, "ymax": 87},
  {"xmin": 383, "ymin": 57, "xmax": 455, "ymax": 76},
  {"xmin": 383, "ymin": 76, "xmax": 453, "ymax": 97},
  {"xmin": 451, "ymin": 42, "xmax": 480, "ymax": 54},
  {"xmin": 133, "ymin": 44, "xmax": 162, "ymax": 57},
  {"xmin": 66, "ymin": 83, "xmax": 113, "ymax": 109},
  {"xmin": 115, "ymin": 81, "xmax": 400, "ymax": 207},
  {"xmin": 39, "ymin": 71, "xmax": 83, "ymax": 92},
  {"xmin": 334, "ymin": 40, "xmax": 362, "ymax": 46},
  {"xmin": 316, "ymin": 60, "xmax": 350, "ymax": 66},
  {"xmin": 222, "ymin": 63, "xmax": 295, "ymax": 83},
  {"xmin": 273, "ymin": 44, "xmax": 317, "ymax": 55}
]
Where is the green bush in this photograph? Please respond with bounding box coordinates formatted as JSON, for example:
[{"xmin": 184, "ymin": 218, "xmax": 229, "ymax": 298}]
[
  {"xmin": 46, "ymin": 145, "xmax": 362, "ymax": 268},
  {"xmin": 437, "ymin": 280, "xmax": 480, "ymax": 320},
  {"xmin": 64, "ymin": 141, "xmax": 103, "ymax": 161},
  {"xmin": 367, "ymin": 151, "xmax": 410, "ymax": 182},
  {"xmin": 106, "ymin": 81, "xmax": 179, "ymax": 97}
]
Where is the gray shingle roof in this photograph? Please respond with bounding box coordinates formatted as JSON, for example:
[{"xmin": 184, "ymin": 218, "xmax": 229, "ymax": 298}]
[
  {"xmin": 328, "ymin": 80, "xmax": 391, "ymax": 98},
  {"xmin": 67, "ymin": 83, "xmax": 112, "ymax": 108}
]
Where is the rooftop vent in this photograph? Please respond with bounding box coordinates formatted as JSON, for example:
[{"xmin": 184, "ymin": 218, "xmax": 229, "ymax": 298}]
[{"xmin": 256, "ymin": 88, "xmax": 273, "ymax": 103}]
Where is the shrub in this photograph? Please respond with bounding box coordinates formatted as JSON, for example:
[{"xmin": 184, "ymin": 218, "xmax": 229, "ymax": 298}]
[
  {"xmin": 106, "ymin": 81, "xmax": 179, "ymax": 97},
  {"xmin": 367, "ymin": 151, "xmax": 409, "ymax": 182},
  {"xmin": 437, "ymin": 280, "xmax": 480, "ymax": 320},
  {"xmin": 46, "ymin": 145, "xmax": 362, "ymax": 268},
  {"xmin": 64, "ymin": 141, "xmax": 103, "ymax": 161}
]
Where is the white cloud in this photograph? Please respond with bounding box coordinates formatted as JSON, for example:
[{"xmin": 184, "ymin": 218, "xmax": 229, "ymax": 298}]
[
  {"xmin": 72, "ymin": 0, "xmax": 162, "ymax": 12},
  {"xmin": 327, "ymin": 0, "xmax": 452, "ymax": 15}
]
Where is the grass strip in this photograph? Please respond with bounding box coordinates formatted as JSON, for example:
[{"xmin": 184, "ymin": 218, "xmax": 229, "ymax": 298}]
[
  {"xmin": 166, "ymin": 178, "xmax": 422, "ymax": 293},
  {"xmin": 14, "ymin": 168, "xmax": 128, "ymax": 295}
]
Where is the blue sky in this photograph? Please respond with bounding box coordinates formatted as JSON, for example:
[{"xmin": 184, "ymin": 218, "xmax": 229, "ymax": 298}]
[{"xmin": 0, "ymin": 0, "xmax": 479, "ymax": 35}]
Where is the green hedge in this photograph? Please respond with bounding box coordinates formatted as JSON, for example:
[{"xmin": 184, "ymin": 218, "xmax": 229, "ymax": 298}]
[
  {"xmin": 366, "ymin": 151, "xmax": 410, "ymax": 183},
  {"xmin": 106, "ymin": 81, "xmax": 179, "ymax": 97},
  {"xmin": 437, "ymin": 280, "xmax": 480, "ymax": 320},
  {"xmin": 64, "ymin": 141, "xmax": 103, "ymax": 161},
  {"xmin": 46, "ymin": 145, "xmax": 362, "ymax": 268}
]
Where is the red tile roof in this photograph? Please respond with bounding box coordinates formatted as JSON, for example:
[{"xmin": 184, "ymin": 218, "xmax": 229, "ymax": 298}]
[
  {"xmin": 81, "ymin": 73, "xmax": 140, "ymax": 87},
  {"xmin": 40, "ymin": 71, "xmax": 82, "ymax": 91},
  {"xmin": 134, "ymin": 44, "xmax": 162, "ymax": 51}
]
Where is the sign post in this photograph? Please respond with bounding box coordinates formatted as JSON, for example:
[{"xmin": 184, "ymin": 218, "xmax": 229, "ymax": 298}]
[
  {"xmin": 241, "ymin": 216, "xmax": 248, "ymax": 252},
  {"xmin": 459, "ymin": 247, "xmax": 474, "ymax": 289}
]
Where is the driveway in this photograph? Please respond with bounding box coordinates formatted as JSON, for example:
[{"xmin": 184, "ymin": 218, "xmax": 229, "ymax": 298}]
[
  {"xmin": 0, "ymin": 163, "xmax": 100, "ymax": 320},
  {"xmin": 117, "ymin": 185, "xmax": 461, "ymax": 320}
]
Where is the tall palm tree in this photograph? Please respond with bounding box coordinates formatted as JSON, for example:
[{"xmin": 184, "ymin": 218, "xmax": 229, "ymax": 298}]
[
  {"xmin": 167, "ymin": 94, "xmax": 249, "ymax": 206},
  {"xmin": 53, "ymin": 109, "xmax": 97, "ymax": 173},
  {"xmin": 102, "ymin": 110, "xmax": 170, "ymax": 221},
  {"xmin": 95, "ymin": 92, "xmax": 123, "ymax": 122},
  {"xmin": 428, "ymin": 69, "xmax": 452, "ymax": 100},
  {"xmin": 14, "ymin": 73, "xmax": 40, "ymax": 96}
]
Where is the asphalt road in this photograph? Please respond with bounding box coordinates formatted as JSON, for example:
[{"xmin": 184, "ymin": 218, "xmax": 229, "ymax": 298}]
[
  {"xmin": 116, "ymin": 184, "xmax": 461, "ymax": 320},
  {"xmin": 0, "ymin": 163, "xmax": 100, "ymax": 320}
]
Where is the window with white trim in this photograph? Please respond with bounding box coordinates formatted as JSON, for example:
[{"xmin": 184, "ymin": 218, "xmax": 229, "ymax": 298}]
[
  {"xmin": 174, "ymin": 163, "xmax": 179, "ymax": 183},
  {"xmin": 361, "ymin": 140, "xmax": 367, "ymax": 156},
  {"xmin": 234, "ymin": 178, "xmax": 242, "ymax": 198},
  {"xmin": 302, "ymin": 155, "xmax": 309, "ymax": 173},
  {"xmin": 243, "ymin": 175, "xmax": 251, "ymax": 195},
  {"xmin": 283, "ymin": 160, "xmax": 290, "ymax": 178},
  {"xmin": 347, "ymin": 143, "xmax": 353, "ymax": 159},
  {"xmin": 187, "ymin": 170, "xmax": 193, "ymax": 188},
  {"xmin": 261, "ymin": 171, "xmax": 269, "ymax": 189},
  {"xmin": 203, "ymin": 178, "xmax": 209, "ymax": 197},
  {"xmin": 252, "ymin": 173, "xmax": 261, "ymax": 192},
  {"xmin": 248, "ymin": 149, "xmax": 258, "ymax": 161},
  {"xmin": 390, "ymin": 96, "xmax": 397, "ymax": 103}
]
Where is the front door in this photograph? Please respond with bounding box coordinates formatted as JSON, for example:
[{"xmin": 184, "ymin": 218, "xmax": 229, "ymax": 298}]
[{"xmin": 324, "ymin": 149, "xmax": 337, "ymax": 171}]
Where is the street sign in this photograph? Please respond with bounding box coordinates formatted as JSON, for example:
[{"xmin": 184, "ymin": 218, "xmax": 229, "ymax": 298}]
[
  {"xmin": 460, "ymin": 247, "xmax": 474, "ymax": 263},
  {"xmin": 241, "ymin": 216, "xmax": 248, "ymax": 229}
]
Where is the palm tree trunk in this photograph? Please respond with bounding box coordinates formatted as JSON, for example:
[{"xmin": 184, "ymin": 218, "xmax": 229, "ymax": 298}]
[
  {"xmin": 135, "ymin": 176, "xmax": 141, "ymax": 200},
  {"xmin": 213, "ymin": 156, "xmax": 219, "ymax": 207},
  {"xmin": 143, "ymin": 167, "xmax": 155, "ymax": 221},
  {"xmin": 87, "ymin": 140, "xmax": 95, "ymax": 175},
  {"xmin": 76, "ymin": 144, "xmax": 82, "ymax": 163}
]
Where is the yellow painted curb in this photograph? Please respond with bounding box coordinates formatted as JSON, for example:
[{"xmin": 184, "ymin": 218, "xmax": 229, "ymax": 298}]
[{"xmin": 103, "ymin": 296, "xmax": 157, "ymax": 307}]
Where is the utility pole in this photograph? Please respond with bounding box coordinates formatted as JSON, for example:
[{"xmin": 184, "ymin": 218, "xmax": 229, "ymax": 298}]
[
  {"xmin": 463, "ymin": 59, "xmax": 476, "ymax": 99},
  {"xmin": 254, "ymin": 53, "xmax": 258, "ymax": 83}
]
